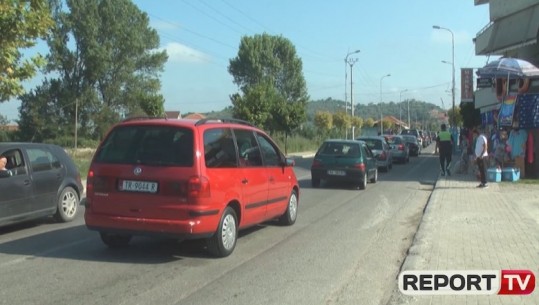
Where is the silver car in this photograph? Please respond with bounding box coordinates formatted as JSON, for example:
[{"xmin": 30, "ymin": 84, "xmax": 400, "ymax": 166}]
[
  {"xmin": 386, "ymin": 135, "xmax": 410, "ymax": 163},
  {"xmin": 356, "ymin": 136, "xmax": 393, "ymax": 172}
]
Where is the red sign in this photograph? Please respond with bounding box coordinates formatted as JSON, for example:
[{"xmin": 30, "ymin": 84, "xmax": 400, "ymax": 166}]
[{"xmin": 461, "ymin": 68, "xmax": 474, "ymax": 103}]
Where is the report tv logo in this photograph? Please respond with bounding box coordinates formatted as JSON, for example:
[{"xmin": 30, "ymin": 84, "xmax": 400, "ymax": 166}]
[{"xmin": 399, "ymin": 270, "xmax": 535, "ymax": 295}]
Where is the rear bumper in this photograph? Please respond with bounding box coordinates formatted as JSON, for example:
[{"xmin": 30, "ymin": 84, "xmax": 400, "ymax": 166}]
[
  {"xmin": 392, "ymin": 151, "xmax": 407, "ymax": 160},
  {"xmin": 311, "ymin": 168, "xmax": 365, "ymax": 181},
  {"xmin": 376, "ymin": 159, "xmax": 390, "ymax": 168},
  {"xmin": 84, "ymin": 210, "xmax": 219, "ymax": 239}
]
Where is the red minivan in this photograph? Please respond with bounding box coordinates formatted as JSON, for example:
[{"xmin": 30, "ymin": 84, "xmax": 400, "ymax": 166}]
[{"xmin": 83, "ymin": 117, "xmax": 299, "ymax": 257}]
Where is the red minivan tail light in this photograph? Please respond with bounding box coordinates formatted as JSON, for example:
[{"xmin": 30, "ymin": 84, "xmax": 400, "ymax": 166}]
[
  {"xmin": 398, "ymin": 144, "xmax": 405, "ymax": 151},
  {"xmin": 188, "ymin": 176, "xmax": 210, "ymax": 198},
  {"xmin": 86, "ymin": 170, "xmax": 94, "ymax": 194}
]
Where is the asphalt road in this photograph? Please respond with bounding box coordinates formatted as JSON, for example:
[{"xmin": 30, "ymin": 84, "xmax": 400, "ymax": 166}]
[{"xmin": 0, "ymin": 145, "xmax": 440, "ymax": 305}]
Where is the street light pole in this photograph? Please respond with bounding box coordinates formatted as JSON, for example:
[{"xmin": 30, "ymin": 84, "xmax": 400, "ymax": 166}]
[
  {"xmin": 348, "ymin": 58, "xmax": 358, "ymax": 139},
  {"xmin": 344, "ymin": 50, "xmax": 360, "ymax": 139},
  {"xmin": 400, "ymin": 89, "xmax": 408, "ymax": 129},
  {"xmin": 433, "ymin": 25, "xmax": 455, "ymax": 129},
  {"xmin": 379, "ymin": 74, "xmax": 391, "ymax": 135}
]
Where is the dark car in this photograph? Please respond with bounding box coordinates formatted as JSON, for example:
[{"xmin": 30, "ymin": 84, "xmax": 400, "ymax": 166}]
[
  {"xmin": 386, "ymin": 135, "xmax": 410, "ymax": 163},
  {"xmin": 310, "ymin": 139, "xmax": 377, "ymax": 190},
  {"xmin": 356, "ymin": 136, "xmax": 393, "ymax": 172},
  {"xmin": 0, "ymin": 143, "xmax": 84, "ymax": 227},
  {"xmin": 401, "ymin": 129, "xmax": 423, "ymax": 147},
  {"xmin": 401, "ymin": 135, "xmax": 422, "ymax": 156}
]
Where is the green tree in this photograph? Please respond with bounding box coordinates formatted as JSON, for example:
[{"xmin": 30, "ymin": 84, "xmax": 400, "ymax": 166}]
[
  {"xmin": 228, "ymin": 33, "xmax": 309, "ymax": 133},
  {"xmin": 313, "ymin": 111, "xmax": 333, "ymax": 137},
  {"xmin": 365, "ymin": 117, "xmax": 375, "ymax": 128},
  {"xmin": 0, "ymin": 115, "xmax": 11, "ymax": 141},
  {"xmin": 231, "ymin": 81, "xmax": 275, "ymax": 129},
  {"xmin": 0, "ymin": 0, "xmax": 54, "ymax": 101},
  {"xmin": 332, "ymin": 112, "xmax": 350, "ymax": 136},
  {"xmin": 382, "ymin": 118, "xmax": 393, "ymax": 131},
  {"xmin": 351, "ymin": 116, "xmax": 363, "ymax": 130},
  {"xmin": 22, "ymin": 0, "xmax": 168, "ymax": 143},
  {"xmin": 17, "ymin": 80, "xmax": 67, "ymax": 142},
  {"xmin": 447, "ymin": 107, "xmax": 463, "ymax": 127}
]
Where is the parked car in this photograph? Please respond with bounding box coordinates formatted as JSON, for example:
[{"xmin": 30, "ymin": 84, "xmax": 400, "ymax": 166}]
[
  {"xmin": 401, "ymin": 129, "xmax": 423, "ymax": 147},
  {"xmin": 386, "ymin": 135, "xmax": 410, "ymax": 163},
  {"xmin": 356, "ymin": 136, "xmax": 393, "ymax": 172},
  {"xmin": 401, "ymin": 135, "xmax": 422, "ymax": 156},
  {"xmin": 83, "ymin": 117, "xmax": 299, "ymax": 257},
  {"xmin": 310, "ymin": 139, "xmax": 377, "ymax": 190},
  {"xmin": 0, "ymin": 143, "xmax": 84, "ymax": 227}
]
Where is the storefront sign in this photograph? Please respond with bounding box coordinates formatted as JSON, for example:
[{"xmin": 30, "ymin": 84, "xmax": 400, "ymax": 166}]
[
  {"xmin": 477, "ymin": 78, "xmax": 493, "ymax": 88},
  {"xmin": 461, "ymin": 68, "xmax": 474, "ymax": 103}
]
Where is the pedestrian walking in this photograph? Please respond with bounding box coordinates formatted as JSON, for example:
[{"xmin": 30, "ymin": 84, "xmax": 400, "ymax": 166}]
[
  {"xmin": 436, "ymin": 124, "xmax": 453, "ymax": 176},
  {"xmin": 473, "ymin": 128, "xmax": 489, "ymax": 188}
]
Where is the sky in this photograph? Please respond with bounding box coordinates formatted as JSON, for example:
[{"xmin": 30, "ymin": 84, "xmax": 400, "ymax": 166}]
[{"xmin": 0, "ymin": 0, "xmax": 492, "ymax": 122}]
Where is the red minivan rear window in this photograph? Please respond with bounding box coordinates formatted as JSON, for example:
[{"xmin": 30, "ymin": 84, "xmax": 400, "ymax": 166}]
[{"xmin": 94, "ymin": 125, "xmax": 194, "ymax": 167}]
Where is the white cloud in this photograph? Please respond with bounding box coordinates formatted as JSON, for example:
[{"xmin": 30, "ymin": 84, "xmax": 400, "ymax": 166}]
[
  {"xmin": 150, "ymin": 20, "xmax": 180, "ymax": 31},
  {"xmin": 162, "ymin": 42, "xmax": 210, "ymax": 63}
]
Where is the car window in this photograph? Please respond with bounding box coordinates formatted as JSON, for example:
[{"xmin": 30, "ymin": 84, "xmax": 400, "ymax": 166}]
[
  {"xmin": 319, "ymin": 142, "xmax": 357, "ymax": 156},
  {"xmin": 0, "ymin": 149, "xmax": 27, "ymax": 176},
  {"xmin": 346, "ymin": 143, "xmax": 361, "ymax": 157},
  {"xmin": 388, "ymin": 137, "xmax": 403, "ymax": 145},
  {"xmin": 204, "ymin": 128, "xmax": 238, "ymax": 168},
  {"xmin": 27, "ymin": 148, "xmax": 57, "ymax": 172},
  {"xmin": 255, "ymin": 133, "xmax": 281, "ymax": 167},
  {"xmin": 362, "ymin": 144, "xmax": 373, "ymax": 158},
  {"xmin": 95, "ymin": 125, "xmax": 194, "ymax": 166},
  {"xmin": 363, "ymin": 139, "xmax": 383, "ymax": 150},
  {"xmin": 233, "ymin": 129, "xmax": 262, "ymax": 167}
]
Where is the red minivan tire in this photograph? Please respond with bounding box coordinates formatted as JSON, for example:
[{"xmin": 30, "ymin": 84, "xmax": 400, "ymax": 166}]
[{"xmin": 207, "ymin": 206, "xmax": 238, "ymax": 257}]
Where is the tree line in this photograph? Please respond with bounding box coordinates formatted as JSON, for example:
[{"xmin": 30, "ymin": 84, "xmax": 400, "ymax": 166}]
[{"xmin": 2, "ymin": 0, "xmax": 479, "ymax": 147}]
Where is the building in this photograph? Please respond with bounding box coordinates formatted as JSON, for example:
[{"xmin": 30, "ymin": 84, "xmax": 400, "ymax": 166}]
[
  {"xmin": 474, "ymin": 0, "xmax": 539, "ymax": 178},
  {"xmin": 165, "ymin": 111, "xmax": 181, "ymax": 119}
]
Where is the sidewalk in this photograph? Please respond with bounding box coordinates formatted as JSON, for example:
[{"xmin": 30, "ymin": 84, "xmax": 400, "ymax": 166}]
[{"xmin": 389, "ymin": 168, "xmax": 539, "ymax": 304}]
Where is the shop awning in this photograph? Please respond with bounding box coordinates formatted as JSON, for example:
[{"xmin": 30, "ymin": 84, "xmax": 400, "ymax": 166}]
[{"xmin": 479, "ymin": 4, "xmax": 539, "ymax": 55}]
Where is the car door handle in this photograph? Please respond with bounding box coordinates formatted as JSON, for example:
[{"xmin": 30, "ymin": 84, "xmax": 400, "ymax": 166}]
[
  {"xmin": 269, "ymin": 176, "xmax": 275, "ymax": 183},
  {"xmin": 24, "ymin": 180, "xmax": 31, "ymax": 185},
  {"xmin": 241, "ymin": 178, "xmax": 249, "ymax": 184}
]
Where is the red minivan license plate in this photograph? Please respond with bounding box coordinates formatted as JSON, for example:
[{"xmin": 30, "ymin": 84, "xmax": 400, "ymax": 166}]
[{"xmin": 119, "ymin": 180, "xmax": 158, "ymax": 193}]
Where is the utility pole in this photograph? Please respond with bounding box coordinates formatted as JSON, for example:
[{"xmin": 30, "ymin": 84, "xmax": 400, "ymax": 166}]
[
  {"xmin": 344, "ymin": 49, "xmax": 360, "ymax": 139},
  {"xmin": 348, "ymin": 58, "xmax": 358, "ymax": 139}
]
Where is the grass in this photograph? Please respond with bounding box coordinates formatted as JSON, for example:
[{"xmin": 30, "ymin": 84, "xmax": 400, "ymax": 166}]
[
  {"xmin": 517, "ymin": 178, "xmax": 539, "ymax": 185},
  {"xmin": 65, "ymin": 148, "xmax": 95, "ymax": 179}
]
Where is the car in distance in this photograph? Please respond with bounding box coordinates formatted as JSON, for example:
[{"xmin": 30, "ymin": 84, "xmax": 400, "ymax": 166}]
[
  {"xmin": 356, "ymin": 136, "xmax": 393, "ymax": 172},
  {"xmin": 386, "ymin": 135, "xmax": 410, "ymax": 163},
  {"xmin": 83, "ymin": 117, "xmax": 299, "ymax": 257},
  {"xmin": 0, "ymin": 143, "xmax": 84, "ymax": 227},
  {"xmin": 310, "ymin": 139, "xmax": 377, "ymax": 190},
  {"xmin": 401, "ymin": 135, "xmax": 422, "ymax": 156},
  {"xmin": 401, "ymin": 129, "xmax": 422, "ymax": 147}
]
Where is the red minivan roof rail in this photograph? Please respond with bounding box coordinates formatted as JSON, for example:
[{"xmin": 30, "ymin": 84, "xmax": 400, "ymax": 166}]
[{"xmin": 195, "ymin": 118, "xmax": 254, "ymax": 127}]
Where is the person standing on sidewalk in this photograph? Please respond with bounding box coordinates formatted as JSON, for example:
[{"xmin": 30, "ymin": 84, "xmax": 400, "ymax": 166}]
[
  {"xmin": 474, "ymin": 128, "xmax": 489, "ymax": 188},
  {"xmin": 436, "ymin": 123, "xmax": 453, "ymax": 176}
]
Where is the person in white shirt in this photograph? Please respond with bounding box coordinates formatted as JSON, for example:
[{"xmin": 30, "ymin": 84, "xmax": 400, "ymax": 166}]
[{"xmin": 473, "ymin": 129, "xmax": 489, "ymax": 188}]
